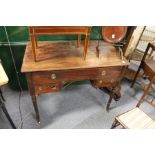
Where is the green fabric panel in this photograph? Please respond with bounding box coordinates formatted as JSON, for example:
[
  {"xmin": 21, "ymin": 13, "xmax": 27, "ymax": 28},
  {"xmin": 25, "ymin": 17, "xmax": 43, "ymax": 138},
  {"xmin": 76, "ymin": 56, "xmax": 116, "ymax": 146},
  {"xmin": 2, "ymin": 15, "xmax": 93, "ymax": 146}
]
[
  {"xmin": 0, "ymin": 26, "xmax": 29, "ymax": 42},
  {"xmin": 0, "ymin": 26, "xmax": 100, "ymax": 90},
  {"xmin": 0, "ymin": 26, "xmax": 100, "ymax": 42}
]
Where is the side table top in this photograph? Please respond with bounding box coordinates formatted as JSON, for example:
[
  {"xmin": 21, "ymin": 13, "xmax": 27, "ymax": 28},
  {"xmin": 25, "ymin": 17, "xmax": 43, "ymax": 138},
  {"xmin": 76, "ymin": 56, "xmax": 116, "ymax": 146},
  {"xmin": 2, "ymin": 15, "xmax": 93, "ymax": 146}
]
[{"xmin": 21, "ymin": 41, "xmax": 128, "ymax": 72}]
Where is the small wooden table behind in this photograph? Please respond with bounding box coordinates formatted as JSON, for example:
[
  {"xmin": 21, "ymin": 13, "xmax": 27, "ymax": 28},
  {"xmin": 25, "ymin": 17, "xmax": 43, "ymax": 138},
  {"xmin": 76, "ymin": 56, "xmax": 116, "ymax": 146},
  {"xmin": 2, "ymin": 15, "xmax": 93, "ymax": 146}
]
[
  {"xmin": 29, "ymin": 26, "xmax": 91, "ymax": 61},
  {"xmin": 21, "ymin": 41, "xmax": 128, "ymax": 123}
]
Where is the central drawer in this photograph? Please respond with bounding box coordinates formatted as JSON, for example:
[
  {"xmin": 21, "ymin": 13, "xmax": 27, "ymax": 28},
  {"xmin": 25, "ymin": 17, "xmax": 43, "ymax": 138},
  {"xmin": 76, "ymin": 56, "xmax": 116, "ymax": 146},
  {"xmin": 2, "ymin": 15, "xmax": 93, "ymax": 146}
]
[
  {"xmin": 34, "ymin": 82, "xmax": 61, "ymax": 94},
  {"xmin": 32, "ymin": 67, "xmax": 122, "ymax": 85}
]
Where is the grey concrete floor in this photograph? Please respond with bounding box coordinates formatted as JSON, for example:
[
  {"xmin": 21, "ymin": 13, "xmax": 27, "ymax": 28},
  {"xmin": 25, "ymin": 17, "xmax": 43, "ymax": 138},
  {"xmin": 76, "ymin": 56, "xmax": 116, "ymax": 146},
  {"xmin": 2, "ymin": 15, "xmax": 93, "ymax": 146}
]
[{"xmin": 0, "ymin": 79, "xmax": 155, "ymax": 129}]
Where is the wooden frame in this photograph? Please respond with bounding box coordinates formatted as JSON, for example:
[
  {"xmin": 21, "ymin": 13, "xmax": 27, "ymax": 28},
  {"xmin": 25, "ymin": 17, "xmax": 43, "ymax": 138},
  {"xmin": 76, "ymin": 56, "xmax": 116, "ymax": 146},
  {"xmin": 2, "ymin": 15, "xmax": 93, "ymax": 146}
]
[
  {"xmin": 29, "ymin": 26, "xmax": 91, "ymax": 61},
  {"xmin": 102, "ymin": 26, "xmax": 128, "ymax": 44},
  {"xmin": 124, "ymin": 26, "xmax": 145, "ymax": 57}
]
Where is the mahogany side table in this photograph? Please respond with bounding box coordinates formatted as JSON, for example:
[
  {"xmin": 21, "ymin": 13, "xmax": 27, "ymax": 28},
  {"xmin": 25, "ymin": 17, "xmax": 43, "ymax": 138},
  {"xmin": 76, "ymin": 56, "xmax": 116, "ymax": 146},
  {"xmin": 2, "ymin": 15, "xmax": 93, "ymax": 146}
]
[{"xmin": 21, "ymin": 41, "xmax": 128, "ymax": 123}]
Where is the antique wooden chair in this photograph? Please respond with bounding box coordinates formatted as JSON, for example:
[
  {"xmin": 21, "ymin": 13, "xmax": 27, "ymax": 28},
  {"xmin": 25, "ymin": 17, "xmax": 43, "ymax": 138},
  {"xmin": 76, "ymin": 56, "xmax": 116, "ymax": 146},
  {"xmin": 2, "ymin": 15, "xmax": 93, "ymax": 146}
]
[
  {"xmin": 29, "ymin": 26, "xmax": 91, "ymax": 61},
  {"xmin": 111, "ymin": 107, "xmax": 155, "ymax": 129},
  {"xmin": 111, "ymin": 42, "xmax": 155, "ymax": 129},
  {"xmin": 131, "ymin": 42, "xmax": 155, "ymax": 106},
  {"xmin": 0, "ymin": 62, "xmax": 16, "ymax": 129}
]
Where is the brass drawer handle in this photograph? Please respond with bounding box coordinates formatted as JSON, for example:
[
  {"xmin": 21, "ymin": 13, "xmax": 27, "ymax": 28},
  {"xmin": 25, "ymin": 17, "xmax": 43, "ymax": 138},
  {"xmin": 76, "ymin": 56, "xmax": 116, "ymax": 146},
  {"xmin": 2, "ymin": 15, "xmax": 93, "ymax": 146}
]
[
  {"xmin": 99, "ymin": 80, "xmax": 103, "ymax": 84},
  {"xmin": 51, "ymin": 73, "xmax": 56, "ymax": 79},
  {"xmin": 111, "ymin": 79, "xmax": 114, "ymax": 83},
  {"xmin": 101, "ymin": 70, "xmax": 106, "ymax": 76},
  {"xmin": 38, "ymin": 86, "xmax": 42, "ymax": 91}
]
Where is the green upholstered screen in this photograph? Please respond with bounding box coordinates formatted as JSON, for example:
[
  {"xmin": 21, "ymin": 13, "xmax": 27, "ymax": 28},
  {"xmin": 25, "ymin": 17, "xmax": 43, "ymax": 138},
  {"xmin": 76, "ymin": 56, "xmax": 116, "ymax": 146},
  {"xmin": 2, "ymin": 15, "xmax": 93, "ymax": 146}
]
[{"xmin": 0, "ymin": 26, "xmax": 100, "ymax": 90}]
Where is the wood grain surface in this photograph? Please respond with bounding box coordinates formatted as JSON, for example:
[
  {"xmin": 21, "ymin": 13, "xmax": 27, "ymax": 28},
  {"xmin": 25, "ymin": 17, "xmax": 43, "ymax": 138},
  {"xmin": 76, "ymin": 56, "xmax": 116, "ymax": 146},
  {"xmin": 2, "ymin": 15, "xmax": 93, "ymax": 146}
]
[{"xmin": 21, "ymin": 41, "xmax": 128, "ymax": 72}]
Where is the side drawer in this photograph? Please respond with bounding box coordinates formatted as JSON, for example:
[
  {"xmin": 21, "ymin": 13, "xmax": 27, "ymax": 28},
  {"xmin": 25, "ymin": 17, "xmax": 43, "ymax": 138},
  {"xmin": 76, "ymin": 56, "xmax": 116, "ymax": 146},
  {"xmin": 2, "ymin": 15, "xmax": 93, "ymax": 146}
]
[
  {"xmin": 34, "ymin": 82, "xmax": 61, "ymax": 95},
  {"xmin": 97, "ymin": 67, "xmax": 123, "ymax": 81},
  {"xmin": 91, "ymin": 67, "xmax": 124, "ymax": 88},
  {"xmin": 91, "ymin": 79, "xmax": 119, "ymax": 88}
]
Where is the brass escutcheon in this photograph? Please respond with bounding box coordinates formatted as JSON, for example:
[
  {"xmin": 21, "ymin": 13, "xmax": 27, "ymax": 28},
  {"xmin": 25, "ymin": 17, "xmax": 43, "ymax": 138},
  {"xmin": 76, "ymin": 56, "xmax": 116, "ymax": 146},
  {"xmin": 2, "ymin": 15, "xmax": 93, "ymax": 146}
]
[{"xmin": 48, "ymin": 85, "xmax": 57, "ymax": 90}]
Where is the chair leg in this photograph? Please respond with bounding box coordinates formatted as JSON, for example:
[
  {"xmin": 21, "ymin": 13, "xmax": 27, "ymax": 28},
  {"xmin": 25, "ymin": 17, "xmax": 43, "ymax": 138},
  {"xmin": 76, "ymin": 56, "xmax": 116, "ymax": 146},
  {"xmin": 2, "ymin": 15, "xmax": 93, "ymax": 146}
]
[
  {"xmin": 111, "ymin": 118, "xmax": 120, "ymax": 129},
  {"xmin": 136, "ymin": 79, "xmax": 154, "ymax": 107},
  {"xmin": 0, "ymin": 88, "xmax": 5, "ymax": 102},
  {"xmin": 131, "ymin": 66, "xmax": 142, "ymax": 88},
  {"xmin": 0, "ymin": 99, "xmax": 16, "ymax": 129}
]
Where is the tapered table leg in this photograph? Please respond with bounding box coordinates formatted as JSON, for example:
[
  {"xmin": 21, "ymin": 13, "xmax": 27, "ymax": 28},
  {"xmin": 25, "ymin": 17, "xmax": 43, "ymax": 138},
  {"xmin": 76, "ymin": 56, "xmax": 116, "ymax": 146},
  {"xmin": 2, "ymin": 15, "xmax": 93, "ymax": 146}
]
[
  {"xmin": 106, "ymin": 88, "xmax": 114, "ymax": 111},
  {"xmin": 99, "ymin": 84, "xmax": 121, "ymax": 111},
  {"xmin": 31, "ymin": 95, "xmax": 40, "ymax": 123},
  {"xmin": 26, "ymin": 73, "xmax": 40, "ymax": 123}
]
